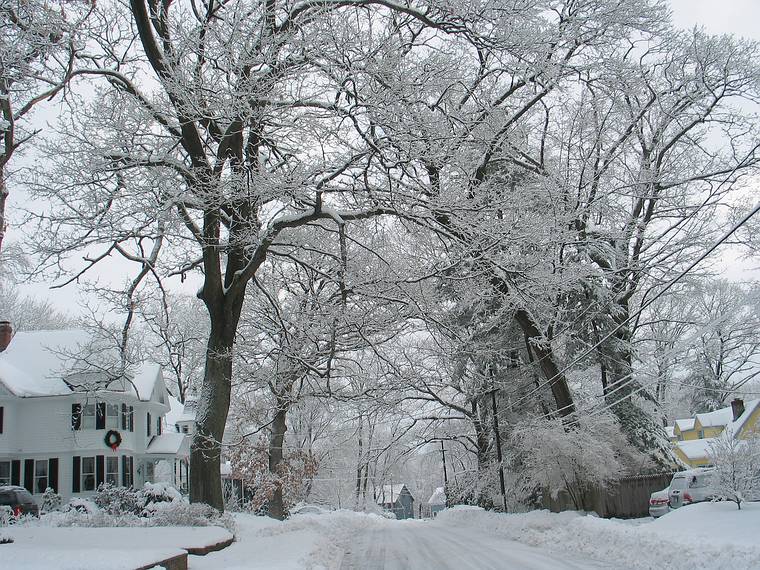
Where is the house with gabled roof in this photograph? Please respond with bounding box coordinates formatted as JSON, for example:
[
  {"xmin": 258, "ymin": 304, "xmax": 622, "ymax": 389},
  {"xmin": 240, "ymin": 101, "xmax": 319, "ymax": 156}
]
[
  {"xmin": 427, "ymin": 486, "xmax": 446, "ymax": 517},
  {"xmin": 672, "ymin": 399, "xmax": 760, "ymax": 468},
  {"xmin": 376, "ymin": 483, "xmax": 415, "ymax": 519},
  {"xmin": 0, "ymin": 323, "xmax": 190, "ymax": 502}
]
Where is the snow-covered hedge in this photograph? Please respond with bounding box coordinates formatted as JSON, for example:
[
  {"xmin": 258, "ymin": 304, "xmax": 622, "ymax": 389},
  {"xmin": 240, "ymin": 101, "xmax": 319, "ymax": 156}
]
[{"xmin": 21, "ymin": 483, "xmax": 236, "ymax": 535}]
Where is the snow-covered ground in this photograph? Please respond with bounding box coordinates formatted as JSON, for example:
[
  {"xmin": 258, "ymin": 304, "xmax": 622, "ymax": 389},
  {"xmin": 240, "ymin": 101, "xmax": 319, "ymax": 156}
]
[
  {"xmin": 430, "ymin": 503, "xmax": 760, "ymax": 570},
  {"xmin": 2, "ymin": 525, "xmax": 232, "ymax": 569},
  {"xmin": 4, "ymin": 503, "xmax": 758, "ymax": 569}
]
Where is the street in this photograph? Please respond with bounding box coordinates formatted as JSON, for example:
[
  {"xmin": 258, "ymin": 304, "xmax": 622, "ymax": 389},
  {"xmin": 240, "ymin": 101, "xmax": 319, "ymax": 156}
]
[{"xmin": 339, "ymin": 520, "xmax": 611, "ymax": 570}]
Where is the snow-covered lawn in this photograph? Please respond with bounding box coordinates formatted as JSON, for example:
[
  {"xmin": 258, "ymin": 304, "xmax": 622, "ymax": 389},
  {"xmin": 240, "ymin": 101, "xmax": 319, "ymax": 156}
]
[
  {"xmin": 188, "ymin": 513, "xmax": 323, "ymax": 570},
  {"xmin": 2, "ymin": 525, "xmax": 232, "ymax": 569}
]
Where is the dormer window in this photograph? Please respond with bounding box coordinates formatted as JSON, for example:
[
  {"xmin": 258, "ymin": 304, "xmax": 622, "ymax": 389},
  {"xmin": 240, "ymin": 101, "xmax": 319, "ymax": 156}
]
[
  {"xmin": 106, "ymin": 404, "xmax": 119, "ymax": 429},
  {"xmin": 82, "ymin": 404, "xmax": 97, "ymax": 430}
]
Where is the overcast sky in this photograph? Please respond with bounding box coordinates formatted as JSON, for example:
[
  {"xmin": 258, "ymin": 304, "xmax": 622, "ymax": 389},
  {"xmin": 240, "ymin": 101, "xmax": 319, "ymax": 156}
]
[
  {"xmin": 12, "ymin": 1, "xmax": 760, "ymax": 313},
  {"xmin": 670, "ymin": 0, "xmax": 760, "ymax": 40}
]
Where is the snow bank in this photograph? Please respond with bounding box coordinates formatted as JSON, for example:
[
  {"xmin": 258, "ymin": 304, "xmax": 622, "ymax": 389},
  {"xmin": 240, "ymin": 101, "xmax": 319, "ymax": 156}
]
[{"xmin": 436, "ymin": 504, "xmax": 760, "ymax": 570}]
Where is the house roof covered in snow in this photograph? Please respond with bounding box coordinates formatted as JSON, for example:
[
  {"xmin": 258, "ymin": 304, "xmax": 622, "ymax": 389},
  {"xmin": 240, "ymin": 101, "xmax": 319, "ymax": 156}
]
[
  {"xmin": 428, "ymin": 487, "xmax": 446, "ymax": 505},
  {"xmin": 146, "ymin": 433, "xmax": 189, "ymax": 456},
  {"xmin": 675, "ymin": 399, "xmax": 760, "ymax": 460},
  {"xmin": 695, "ymin": 407, "xmax": 734, "ymax": 428},
  {"xmin": 675, "ymin": 438, "xmax": 713, "ymax": 460},
  {"xmin": 176, "ymin": 396, "xmax": 198, "ymax": 423},
  {"xmin": 0, "ymin": 329, "xmax": 166, "ymax": 402},
  {"xmin": 376, "ymin": 484, "xmax": 412, "ymax": 505},
  {"xmin": 674, "ymin": 418, "xmax": 695, "ymax": 432}
]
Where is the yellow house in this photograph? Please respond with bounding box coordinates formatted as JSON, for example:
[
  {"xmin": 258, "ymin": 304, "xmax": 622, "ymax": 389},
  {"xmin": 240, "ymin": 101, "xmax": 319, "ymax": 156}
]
[
  {"xmin": 673, "ymin": 418, "xmax": 699, "ymax": 441},
  {"xmin": 673, "ymin": 399, "xmax": 760, "ymax": 468}
]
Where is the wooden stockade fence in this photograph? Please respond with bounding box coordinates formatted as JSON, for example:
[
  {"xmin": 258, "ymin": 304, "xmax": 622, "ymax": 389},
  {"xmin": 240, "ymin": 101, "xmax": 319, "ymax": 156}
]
[{"xmin": 541, "ymin": 472, "xmax": 675, "ymax": 519}]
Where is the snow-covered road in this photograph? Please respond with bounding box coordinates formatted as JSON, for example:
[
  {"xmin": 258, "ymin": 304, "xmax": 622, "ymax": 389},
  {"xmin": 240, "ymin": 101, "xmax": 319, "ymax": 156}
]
[{"xmin": 338, "ymin": 521, "xmax": 610, "ymax": 570}]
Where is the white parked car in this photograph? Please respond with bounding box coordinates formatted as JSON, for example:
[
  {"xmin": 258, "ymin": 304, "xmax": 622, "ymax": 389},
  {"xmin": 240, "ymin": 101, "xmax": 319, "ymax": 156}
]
[{"xmin": 668, "ymin": 468, "xmax": 717, "ymax": 509}]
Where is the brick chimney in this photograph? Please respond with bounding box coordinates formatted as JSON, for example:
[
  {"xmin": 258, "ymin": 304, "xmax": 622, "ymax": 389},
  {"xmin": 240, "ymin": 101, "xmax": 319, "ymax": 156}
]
[
  {"xmin": 0, "ymin": 321, "xmax": 12, "ymax": 352},
  {"xmin": 731, "ymin": 398, "xmax": 745, "ymax": 422}
]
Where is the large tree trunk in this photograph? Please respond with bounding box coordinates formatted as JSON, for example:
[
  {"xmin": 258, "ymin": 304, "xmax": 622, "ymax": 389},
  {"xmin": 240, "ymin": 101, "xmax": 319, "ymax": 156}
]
[
  {"xmin": 0, "ymin": 167, "xmax": 7, "ymax": 254},
  {"xmin": 268, "ymin": 405, "xmax": 288, "ymax": 520},
  {"xmin": 600, "ymin": 303, "xmax": 674, "ymax": 466},
  {"xmin": 513, "ymin": 309, "xmax": 575, "ymax": 417},
  {"xmin": 190, "ymin": 287, "xmax": 245, "ymax": 510},
  {"xmin": 190, "ymin": 324, "xmax": 235, "ymax": 510}
]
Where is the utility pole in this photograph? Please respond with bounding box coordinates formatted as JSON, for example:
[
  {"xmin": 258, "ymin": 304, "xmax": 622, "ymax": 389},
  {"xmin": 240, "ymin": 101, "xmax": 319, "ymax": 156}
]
[
  {"xmin": 491, "ymin": 388, "xmax": 508, "ymax": 513},
  {"xmin": 440, "ymin": 439, "xmax": 448, "ymax": 485}
]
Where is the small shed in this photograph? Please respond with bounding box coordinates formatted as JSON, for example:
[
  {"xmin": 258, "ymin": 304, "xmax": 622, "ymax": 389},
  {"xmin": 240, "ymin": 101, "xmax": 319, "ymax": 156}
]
[
  {"xmin": 377, "ymin": 484, "xmax": 415, "ymax": 519},
  {"xmin": 428, "ymin": 487, "xmax": 446, "ymax": 517}
]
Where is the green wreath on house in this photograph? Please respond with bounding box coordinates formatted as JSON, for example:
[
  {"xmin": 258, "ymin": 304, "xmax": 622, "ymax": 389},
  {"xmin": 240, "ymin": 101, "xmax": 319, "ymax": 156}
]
[{"xmin": 104, "ymin": 430, "xmax": 122, "ymax": 451}]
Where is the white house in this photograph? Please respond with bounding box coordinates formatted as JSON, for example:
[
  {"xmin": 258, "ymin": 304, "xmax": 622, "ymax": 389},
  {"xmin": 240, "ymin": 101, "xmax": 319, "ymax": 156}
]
[{"xmin": 0, "ymin": 323, "xmax": 190, "ymax": 502}]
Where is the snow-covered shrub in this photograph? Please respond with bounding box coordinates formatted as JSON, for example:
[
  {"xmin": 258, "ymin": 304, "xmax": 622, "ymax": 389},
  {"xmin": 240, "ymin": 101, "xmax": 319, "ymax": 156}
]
[
  {"xmin": 445, "ymin": 470, "xmax": 497, "ymax": 510},
  {"xmin": 63, "ymin": 498, "xmax": 99, "ymax": 515},
  {"xmin": 510, "ymin": 414, "xmax": 644, "ymax": 510},
  {"xmin": 147, "ymin": 500, "xmax": 236, "ymax": 534},
  {"xmin": 141, "ymin": 482, "xmax": 182, "ymax": 512},
  {"xmin": 40, "ymin": 488, "xmax": 63, "ymax": 513},
  {"xmin": 92, "ymin": 484, "xmax": 142, "ymax": 515},
  {"xmin": 708, "ymin": 432, "xmax": 760, "ymax": 509},
  {"xmin": 0, "ymin": 533, "xmax": 13, "ymax": 544},
  {"xmin": 0, "ymin": 506, "xmax": 11, "ymax": 527}
]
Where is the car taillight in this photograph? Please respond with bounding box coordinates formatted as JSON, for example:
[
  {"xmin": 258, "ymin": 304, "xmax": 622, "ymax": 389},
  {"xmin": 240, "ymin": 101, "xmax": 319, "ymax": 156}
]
[
  {"xmin": 12, "ymin": 506, "xmax": 22, "ymax": 517},
  {"xmin": 683, "ymin": 492, "xmax": 692, "ymax": 503}
]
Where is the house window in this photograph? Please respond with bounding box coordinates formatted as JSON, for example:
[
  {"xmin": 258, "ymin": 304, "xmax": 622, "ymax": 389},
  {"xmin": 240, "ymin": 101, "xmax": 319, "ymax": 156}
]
[
  {"xmin": 82, "ymin": 404, "xmax": 97, "ymax": 430},
  {"xmin": 106, "ymin": 403, "xmax": 119, "ymax": 429},
  {"xmin": 0, "ymin": 461, "xmax": 9, "ymax": 485},
  {"xmin": 144, "ymin": 460, "xmax": 155, "ymax": 482},
  {"xmin": 81, "ymin": 457, "xmax": 96, "ymax": 491},
  {"xmin": 147, "ymin": 413, "xmax": 152, "ymax": 437},
  {"xmin": 181, "ymin": 425, "xmax": 189, "ymax": 434},
  {"xmin": 129, "ymin": 406, "xmax": 134, "ymax": 432},
  {"xmin": 157, "ymin": 416, "xmax": 162, "ymax": 436},
  {"xmin": 698, "ymin": 429, "xmax": 705, "ymax": 439},
  {"xmin": 122, "ymin": 456, "xmax": 133, "ymax": 488},
  {"xmin": 0, "ymin": 406, "xmax": 4, "ymax": 433},
  {"xmin": 106, "ymin": 457, "xmax": 119, "ymax": 486},
  {"xmin": 34, "ymin": 460, "xmax": 48, "ymax": 494}
]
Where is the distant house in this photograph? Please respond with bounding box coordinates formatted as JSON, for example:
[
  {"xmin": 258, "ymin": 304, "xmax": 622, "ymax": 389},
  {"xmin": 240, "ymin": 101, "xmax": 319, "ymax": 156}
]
[
  {"xmin": 670, "ymin": 399, "xmax": 760, "ymax": 468},
  {"xmin": 427, "ymin": 486, "xmax": 446, "ymax": 517},
  {"xmin": 376, "ymin": 483, "xmax": 415, "ymax": 519},
  {"xmin": 0, "ymin": 324, "xmax": 190, "ymax": 502}
]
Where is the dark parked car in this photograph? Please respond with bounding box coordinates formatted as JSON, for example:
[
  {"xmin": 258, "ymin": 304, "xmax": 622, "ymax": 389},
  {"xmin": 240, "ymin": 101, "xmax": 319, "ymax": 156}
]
[{"xmin": 0, "ymin": 486, "xmax": 40, "ymax": 518}]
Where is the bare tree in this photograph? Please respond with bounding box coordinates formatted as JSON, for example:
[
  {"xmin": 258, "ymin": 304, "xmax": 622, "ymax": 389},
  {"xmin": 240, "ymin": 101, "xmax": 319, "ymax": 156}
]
[
  {"xmin": 24, "ymin": 1, "xmax": 482, "ymax": 509},
  {"xmin": 0, "ymin": 0, "xmax": 92, "ymax": 252}
]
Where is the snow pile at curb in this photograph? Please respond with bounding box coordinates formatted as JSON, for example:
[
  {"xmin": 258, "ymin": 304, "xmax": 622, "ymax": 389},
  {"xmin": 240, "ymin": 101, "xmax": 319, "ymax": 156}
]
[{"xmin": 436, "ymin": 504, "xmax": 760, "ymax": 570}]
